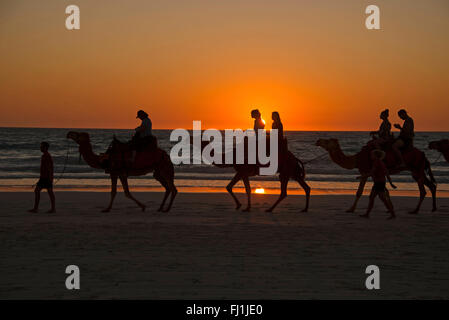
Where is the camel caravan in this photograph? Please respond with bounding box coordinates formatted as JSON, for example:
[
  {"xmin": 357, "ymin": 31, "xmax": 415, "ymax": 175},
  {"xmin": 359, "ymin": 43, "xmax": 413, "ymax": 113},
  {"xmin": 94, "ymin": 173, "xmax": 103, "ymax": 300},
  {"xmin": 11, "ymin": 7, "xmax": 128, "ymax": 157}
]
[{"xmin": 57, "ymin": 108, "xmax": 447, "ymax": 217}]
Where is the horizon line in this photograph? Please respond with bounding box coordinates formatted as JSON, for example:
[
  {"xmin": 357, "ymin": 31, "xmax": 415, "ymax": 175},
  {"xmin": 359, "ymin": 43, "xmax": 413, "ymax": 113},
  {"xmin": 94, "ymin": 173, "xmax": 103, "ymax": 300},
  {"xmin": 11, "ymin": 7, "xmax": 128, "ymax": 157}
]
[{"xmin": 1, "ymin": 126, "xmax": 448, "ymax": 133}]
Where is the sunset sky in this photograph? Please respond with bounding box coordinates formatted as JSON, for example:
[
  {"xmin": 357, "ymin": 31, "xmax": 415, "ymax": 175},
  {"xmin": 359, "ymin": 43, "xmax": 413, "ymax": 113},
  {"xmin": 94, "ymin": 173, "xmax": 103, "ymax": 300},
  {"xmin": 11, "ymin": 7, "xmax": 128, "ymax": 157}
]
[{"xmin": 0, "ymin": 0, "xmax": 448, "ymax": 131}]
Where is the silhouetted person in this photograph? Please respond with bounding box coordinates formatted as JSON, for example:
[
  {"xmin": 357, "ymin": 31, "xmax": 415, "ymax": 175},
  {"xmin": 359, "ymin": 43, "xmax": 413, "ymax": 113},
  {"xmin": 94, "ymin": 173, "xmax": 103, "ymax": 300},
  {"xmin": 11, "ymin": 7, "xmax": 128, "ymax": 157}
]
[
  {"xmin": 393, "ymin": 109, "xmax": 414, "ymax": 167},
  {"xmin": 130, "ymin": 109, "xmax": 154, "ymax": 164},
  {"xmin": 272, "ymin": 111, "xmax": 287, "ymax": 171},
  {"xmin": 28, "ymin": 142, "xmax": 55, "ymax": 213},
  {"xmin": 359, "ymin": 150, "xmax": 396, "ymax": 220},
  {"xmin": 250, "ymin": 109, "xmax": 265, "ymax": 167},
  {"xmin": 135, "ymin": 109, "xmax": 153, "ymax": 138},
  {"xmin": 370, "ymin": 108, "xmax": 392, "ymax": 140},
  {"xmin": 369, "ymin": 109, "xmax": 392, "ymax": 150},
  {"xmin": 251, "ymin": 109, "xmax": 265, "ymax": 133},
  {"xmin": 271, "ymin": 111, "xmax": 284, "ymax": 141}
]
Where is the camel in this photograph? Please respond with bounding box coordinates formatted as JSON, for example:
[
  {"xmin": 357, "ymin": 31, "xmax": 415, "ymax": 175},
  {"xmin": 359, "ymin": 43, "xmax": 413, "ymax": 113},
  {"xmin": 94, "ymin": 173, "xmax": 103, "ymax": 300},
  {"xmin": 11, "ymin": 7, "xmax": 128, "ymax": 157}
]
[
  {"xmin": 316, "ymin": 138, "xmax": 437, "ymax": 213},
  {"xmin": 429, "ymin": 139, "xmax": 449, "ymax": 163},
  {"xmin": 67, "ymin": 131, "xmax": 177, "ymax": 212},
  {"xmin": 193, "ymin": 140, "xmax": 311, "ymax": 212}
]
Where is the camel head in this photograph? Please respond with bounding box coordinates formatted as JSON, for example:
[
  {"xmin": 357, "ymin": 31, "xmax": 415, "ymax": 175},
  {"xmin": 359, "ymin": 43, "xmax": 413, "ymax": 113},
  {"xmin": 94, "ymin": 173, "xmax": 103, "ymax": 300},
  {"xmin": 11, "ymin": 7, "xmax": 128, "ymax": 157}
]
[
  {"xmin": 315, "ymin": 138, "xmax": 340, "ymax": 152},
  {"xmin": 67, "ymin": 131, "xmax": 91, "ymax": 146},
  {"xmin": 429, "ymin": 139, "xmax": 449, "ymax": 152}
]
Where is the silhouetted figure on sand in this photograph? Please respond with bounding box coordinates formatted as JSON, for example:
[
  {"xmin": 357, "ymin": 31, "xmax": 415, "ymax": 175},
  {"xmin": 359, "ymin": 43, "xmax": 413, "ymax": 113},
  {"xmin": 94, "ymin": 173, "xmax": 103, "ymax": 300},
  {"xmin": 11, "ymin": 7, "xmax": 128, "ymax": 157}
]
[
  {"xmin": 370, "ymin": 109, "xmax": 392, "ymax": 148},
  {"xmin": 359, "ymin": 150, "xmax": 396, "ymax": 219},
  {"xmin": 393, "ymin": 109, "xmax": 414, "ymax": 167},
  {"xmin": 28, "ymin": 142, "xmax": 55, "ymax": 213}
]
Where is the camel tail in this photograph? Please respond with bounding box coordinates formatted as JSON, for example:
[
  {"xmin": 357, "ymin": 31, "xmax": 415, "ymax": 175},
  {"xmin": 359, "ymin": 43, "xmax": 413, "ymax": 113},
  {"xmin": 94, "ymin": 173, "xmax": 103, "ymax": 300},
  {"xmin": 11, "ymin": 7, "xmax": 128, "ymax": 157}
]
[
  {"xmin": 296, "ymin": 157, "xmax": 306, "ymax": 179},
  {"xmin": 425, "ymin": 157, "xmax": 436, "ymax": 184},
  {"xmin": 160, "ymin": 150, "xmax": 175, "ymax": 178}
]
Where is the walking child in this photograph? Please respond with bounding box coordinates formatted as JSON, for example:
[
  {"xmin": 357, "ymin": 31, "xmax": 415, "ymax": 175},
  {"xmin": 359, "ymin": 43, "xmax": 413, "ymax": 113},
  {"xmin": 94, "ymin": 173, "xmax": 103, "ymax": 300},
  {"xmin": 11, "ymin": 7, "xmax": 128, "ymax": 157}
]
[
  {"xmin": 28, "ymin": 142, "xmax": 55, "ymax": 213},
  {"xmin": 359, "ymin": 149, "xmax": 396, "ymax": 219}
]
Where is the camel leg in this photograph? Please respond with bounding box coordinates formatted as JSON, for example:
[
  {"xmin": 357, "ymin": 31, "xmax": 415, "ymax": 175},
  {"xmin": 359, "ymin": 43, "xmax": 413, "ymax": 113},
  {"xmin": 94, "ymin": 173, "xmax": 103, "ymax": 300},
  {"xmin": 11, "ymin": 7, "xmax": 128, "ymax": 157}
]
[
  {"xmin": 297, "ymin": 177, "xmax": 311, "ymax": 212},
  {"xmin": 266, "ymin": 176, "xmax": 288, "ymax": 213},
  {"xmin": 163, "ymin": 174, "xmax": 178, "ymax": 212},
  {"xmin": 119, "ymin": 176, "xmax": 146, "ymax": 211},
  {"xmin": 154, "ymin": 171, "xmax": 170, "ymax": 212},
  {"xmin": 102, "ymin": 175, "xmax": 118, "ymax": 212},
  {"xmin": 164, "ymin": 180, "xmax": 177, "ymax": 212},
  {"xmin": 423, "ymin": 176, "xmax": 437, "ymax": 212},
  {"xmin": 347, "ymin": 176, "xmax": 367, "ymax": 213},
  {"xmin": 409, "ymin": 176, "xmax": 426, "ymax": 214},
  {"xmin": 227, "ymin": 173, "xmax": 242, "ymax": 210},
  {"xmin": 242, "ymin": 176, "xmax": 251, "ymax": 212}
]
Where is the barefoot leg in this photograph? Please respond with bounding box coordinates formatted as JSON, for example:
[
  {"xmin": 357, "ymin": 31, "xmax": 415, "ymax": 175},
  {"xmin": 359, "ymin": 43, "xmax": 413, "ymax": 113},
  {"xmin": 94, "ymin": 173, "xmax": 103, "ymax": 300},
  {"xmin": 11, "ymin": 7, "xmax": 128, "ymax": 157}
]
[
  {"xmin": 379, "ymin": 192, "xmax": 395, "ymax": 218},
  {"xmin": 47, "ymin": 187, "xmax": 56, "ymax": 213},
  {"xmin": 360, "ymin": 188, "xmax": 376, "ymax": 218},
  {"xmin": 28, "ymin": 186, "xmax": 42, "ymax": 212}
]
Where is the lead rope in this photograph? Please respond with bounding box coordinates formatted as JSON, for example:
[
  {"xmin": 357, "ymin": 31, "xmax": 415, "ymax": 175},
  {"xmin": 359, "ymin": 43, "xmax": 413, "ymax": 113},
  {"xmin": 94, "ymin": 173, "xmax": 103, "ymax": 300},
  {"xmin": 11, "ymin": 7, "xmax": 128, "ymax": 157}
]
[
  {"xmin": 431, "ymin": 152, "xmax": 442, "ymax": 166},
  {"xmin": 301, "ymin": 152, "xmax": 329, "ymax": 165},
  {"xmin": 53, "ymin": 140, "xmax": 71, "ymax": 186}
]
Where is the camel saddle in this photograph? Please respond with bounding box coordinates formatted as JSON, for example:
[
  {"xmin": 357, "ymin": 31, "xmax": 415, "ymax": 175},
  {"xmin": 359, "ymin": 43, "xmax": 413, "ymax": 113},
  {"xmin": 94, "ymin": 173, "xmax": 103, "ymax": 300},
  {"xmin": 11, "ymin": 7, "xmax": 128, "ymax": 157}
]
[
  {"xmin": 364, "ymin": 138, "xmax": 419, "ymax": 169},
  {"xmin": 101, "ymin": 135, "xmax": 160, "ymax": 173}
]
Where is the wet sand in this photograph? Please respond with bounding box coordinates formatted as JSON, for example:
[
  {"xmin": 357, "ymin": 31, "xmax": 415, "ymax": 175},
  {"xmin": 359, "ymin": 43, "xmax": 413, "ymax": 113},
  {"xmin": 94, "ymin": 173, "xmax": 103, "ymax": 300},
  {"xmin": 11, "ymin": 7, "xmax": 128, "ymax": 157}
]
[{"xmin": 1, "ymin": 191, "xmax": 449, "ymax": 299}]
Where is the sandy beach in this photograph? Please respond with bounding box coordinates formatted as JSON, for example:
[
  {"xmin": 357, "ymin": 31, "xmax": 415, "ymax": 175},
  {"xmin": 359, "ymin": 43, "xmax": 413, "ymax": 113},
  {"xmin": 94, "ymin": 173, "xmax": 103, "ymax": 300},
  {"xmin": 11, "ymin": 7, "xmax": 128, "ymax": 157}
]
[{"xmin": 1, "ymin": 191, "xmax": 449, "ymax": 299}]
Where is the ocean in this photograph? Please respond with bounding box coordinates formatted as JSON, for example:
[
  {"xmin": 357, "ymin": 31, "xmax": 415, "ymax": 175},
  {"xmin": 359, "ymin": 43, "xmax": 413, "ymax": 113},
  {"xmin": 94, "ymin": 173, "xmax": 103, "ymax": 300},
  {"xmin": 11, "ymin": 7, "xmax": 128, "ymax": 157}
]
[{"xmin": 0, "ymin": 127, "xmax": 447, "ymax": 195}]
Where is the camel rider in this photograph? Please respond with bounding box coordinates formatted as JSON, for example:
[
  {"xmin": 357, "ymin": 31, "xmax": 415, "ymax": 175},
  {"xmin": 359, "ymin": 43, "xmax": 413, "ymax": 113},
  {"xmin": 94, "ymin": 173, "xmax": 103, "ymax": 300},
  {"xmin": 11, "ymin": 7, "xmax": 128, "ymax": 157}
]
[
  {"xmin": 272, "ymin": 111, "xmax": 288, "ymax": 172},
  {"xmin": 251, "ymin": 109, "xmax": 265, "ymax": 134},
  {"xmin": 393, "ymin": 109, "xmax": 414, "ymax": 167},
  {"xmin": 370, "ymin": 109, "xmax": 392, "ymax": 149},
  {"xmin": 271, "ymin": 111, "xmax": 284, "ymax": 141},
  {"xmin": 135, "ymin": 110, "xmax": 153, "ymax": 138},
  {"xmin": 130, "ymin": 110, "xmax": 156, "ymax": 165},
  {"xmin": 272, "ymin": 111, "xmax": 287, "ymax": 152},
  {"xmin": 250, "ymin": 109, "xmax": 265, "ymax": 168}
]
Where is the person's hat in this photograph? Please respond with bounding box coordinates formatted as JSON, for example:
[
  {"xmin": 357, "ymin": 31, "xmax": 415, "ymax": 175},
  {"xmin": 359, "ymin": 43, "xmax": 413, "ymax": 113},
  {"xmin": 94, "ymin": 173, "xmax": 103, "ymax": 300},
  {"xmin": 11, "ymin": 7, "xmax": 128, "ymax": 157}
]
[
  {"xmin": 136, "ymin": 110, "xmax": 148, "ymax": 118},
  {"xmin": 372, "ymin": 149, "xmax": 386, "ymax": 160}
]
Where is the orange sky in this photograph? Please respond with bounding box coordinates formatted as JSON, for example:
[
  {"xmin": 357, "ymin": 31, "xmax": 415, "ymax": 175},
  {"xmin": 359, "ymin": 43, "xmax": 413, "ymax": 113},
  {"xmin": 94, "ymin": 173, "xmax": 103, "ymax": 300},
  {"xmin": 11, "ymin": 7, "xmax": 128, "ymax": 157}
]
[{"xmin": 0, "ymin": 0, "xmax": 448, "ymax": 131}]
